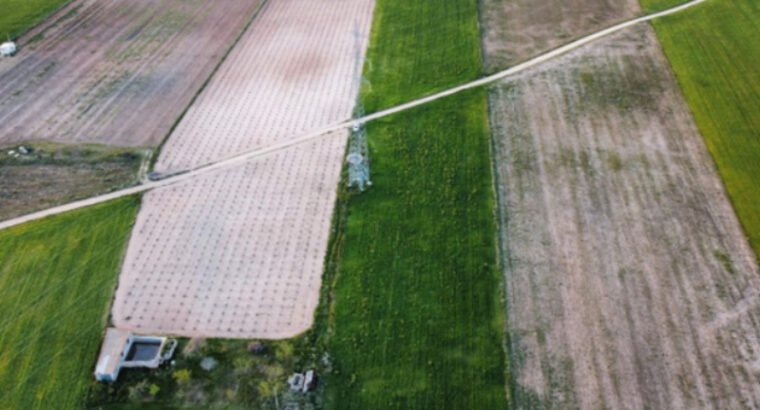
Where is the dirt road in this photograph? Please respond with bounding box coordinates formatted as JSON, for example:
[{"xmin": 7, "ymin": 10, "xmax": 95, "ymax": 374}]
[{"xmin": 0, "ymin": 0, "xmax": 706, "ymax": 232}]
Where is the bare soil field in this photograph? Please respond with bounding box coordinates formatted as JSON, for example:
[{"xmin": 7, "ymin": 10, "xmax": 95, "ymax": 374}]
[
  {"xmin": 0, "ymin": 142, "xmax": 144, "ymax": 220},
  {"xmin": 113, "ymin": 132, "xmax": 347, "ymax": 339},
  {"xmin": 0, "ymin": 0, "xmax": 265, "ymax": 147},
  {"xmin": 114, "ymin": 0, "xmax": 375, "ymax": 338},
  {"xmin": 489, "ymin": 25, "xmax": 760, "ymax": 409},
  {"xmin": 479, "ymin": 0, "xmax": 639, "ymax": 72},
  {"xmin": 154, "ymin": 0, "xmax": 375, "ymax": 172}
]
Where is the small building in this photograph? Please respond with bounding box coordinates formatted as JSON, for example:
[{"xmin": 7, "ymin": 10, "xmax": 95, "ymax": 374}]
[
  {"xmin": 288, "ymin": 373, "xmax": 305, "ymax": 392},
  {"xmin": 94, "ymin": 328, "xmax": 177, "ymax": 382},
  {"xmin": 0, "ymin": 42, "xmax": 17, "ymax": 57},
  {"xmin": 287, "ymin": 370, "xmax": 318, "ymax": 393}
]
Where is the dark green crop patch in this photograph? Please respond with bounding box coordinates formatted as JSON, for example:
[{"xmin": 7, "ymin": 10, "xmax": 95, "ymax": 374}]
[
  {"xmin": 325, "ymin": 89, "xmax": 508, "ymax": 410},
  {"xmin": 360, "ymin": 0, "xmax": 484, "ymax": 112}
]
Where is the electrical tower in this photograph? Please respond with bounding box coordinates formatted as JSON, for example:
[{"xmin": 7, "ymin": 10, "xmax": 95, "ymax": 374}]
[{"xmin": 347, "ymin": 21, "xmax": 371, "ymax": 191}]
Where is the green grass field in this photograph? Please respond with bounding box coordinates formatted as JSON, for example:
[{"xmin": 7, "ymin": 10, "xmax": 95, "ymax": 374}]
[
  {"xmin": 645, "ymin": 0, "xmax": 760, "ymax": 258},
  {"xmin": 361, "ymin": 0, "xmax": 483, "ymax": 112},
  {"xmin": 0, "ymin": 197, "xmax": 138, "ymax": 410},
  {"xmin": 0, "ymin": 0, "xmax": 70, "ymax": 39},
  {"xmin": 323, "ymin": 0, "xmax": 508, "ymax": 407},
  {"xmin": 325, "ymin": 92, "xmax": 508, "ymax": 409},
  {"xmin": 639, "ymin": 0, "xmax": 688, "ymax": 13}
]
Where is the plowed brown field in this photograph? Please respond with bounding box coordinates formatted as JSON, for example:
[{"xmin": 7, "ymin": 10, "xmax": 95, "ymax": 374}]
[
  {"xmin": 0, "ymin": 0, "xmax": 265, "ymax": 147},
  {"xmin": 489, "ymin": 25, "xmax": 760, "ymax": 409},
  {"xmin": 480, "ymin": 0, "xmax": 639, "ymax": 72}
]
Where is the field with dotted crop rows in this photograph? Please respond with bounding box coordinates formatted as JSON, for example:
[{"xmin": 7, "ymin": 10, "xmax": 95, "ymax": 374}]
[{"xmin": 113, "ymin": 0, "xmax": 376, "ymax": 339}]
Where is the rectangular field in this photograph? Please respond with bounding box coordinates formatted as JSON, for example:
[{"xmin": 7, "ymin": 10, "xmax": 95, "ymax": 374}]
[
  {"xmin": 325, "ymin": 91, "xmax": 508, "ymax": 409},
  {"xmin": 113, "ymin": 0, "xmax": 376, "ymax": 339},
  {"xmin": 647, "ymin": 0, "xmax": 760, "ymax": 260},
  {"xmin": 489, "ymin": 25, "xmax": 760, "ymax": 408},
  {"xmin": 0, "ymin": 0, "xmax": 265, "ymax": 147},
  {"xmin": 322, "ymin": 0, "xmax": 508, "ymax": 407},
  {"xmin": 0, "ymin": 197, "xmax": 138, "ymax": 409}
]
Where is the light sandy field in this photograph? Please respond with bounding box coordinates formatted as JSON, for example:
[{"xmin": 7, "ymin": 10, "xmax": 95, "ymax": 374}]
[
  {"xmin": 113, "ymin": 0, "xmax": 375, "ymax": 338},
  {"xmin": 113, "ymin": 133, "xmax": 346, "ymax": 338},
  {"xmin": 489, "ymin": 25, "xmax": 760, "ymax": 409},
  {"xmin": 0, "ymin": 0, "xmax": 264, "ymax": 147},
  {"xmin": 479, "ymin": 0, "xmax": 639, "ymax": 72},
  {"xmin": 155, "ymin": 0, "xmax": 375, "ymax": 173}
]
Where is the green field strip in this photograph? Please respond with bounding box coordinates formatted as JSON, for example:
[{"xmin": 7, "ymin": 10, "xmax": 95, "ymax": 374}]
[
  {"xmin": 360, "ymin": 0, "xmax": 484, "ymax": 113},
  {"xmin": 323, "ymin": 0, "xmax": 508, "ymax": 407}
]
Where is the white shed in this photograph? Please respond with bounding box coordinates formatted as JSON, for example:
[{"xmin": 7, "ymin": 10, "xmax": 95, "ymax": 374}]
[{"xmin": 0, "ymin": 42, "xmax": 17, "ymax": 57}]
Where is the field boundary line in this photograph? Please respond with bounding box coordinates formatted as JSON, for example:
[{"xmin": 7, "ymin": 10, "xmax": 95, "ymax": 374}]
[
  {"xmin": 147, "ymin": 0, "xmax": 272, "ymax": 173},
  {"xmin": 0, "ymin": 0, "xmax": 705, "ymax": 231}
]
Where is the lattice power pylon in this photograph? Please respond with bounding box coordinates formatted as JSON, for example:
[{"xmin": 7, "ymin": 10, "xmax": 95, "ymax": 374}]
[{"xmin": 347, "ymin": 21, "xmax": 371, "ymax": 191}]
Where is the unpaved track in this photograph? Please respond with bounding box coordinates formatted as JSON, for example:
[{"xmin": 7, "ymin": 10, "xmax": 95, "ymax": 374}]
[
  {"xmin": 0, "ymin": 0, "xmax": 705, "ymax": 232},
  {"xmin": 112, "ymin": 0, "xmax": 376, "ymax": 338},
  {"xmin": 0, "ymin": 0, "xmax": 265, "ymax": 147},
  {"xmin": 489, "ymin": 24, "xmax": 760, "ymax": 409}
]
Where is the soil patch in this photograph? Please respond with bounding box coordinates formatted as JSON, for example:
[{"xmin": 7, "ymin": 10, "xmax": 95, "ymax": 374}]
[
  {"xmin": 489, "ymin": 25, "xmax": 760, "ymax": 408},
  {"xmin": 0, "ymin": 0, "xmax": 265, "ymax": 147}
]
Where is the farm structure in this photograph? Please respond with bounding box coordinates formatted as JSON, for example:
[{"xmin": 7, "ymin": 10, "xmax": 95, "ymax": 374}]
[
  {"xmin": 488, "ymin": 25, "xmax": 760, "ymax": 409},
  {"xmin": 94, "ymin": 328, "xmax": 177, "ymax": 382},
  {"xmin": 0, "ymin": 0, "xmax": 266, "ymax": 147},
  {"xmin": 112, "ymin": 0, "xmax": 376, "ymax": 338}
]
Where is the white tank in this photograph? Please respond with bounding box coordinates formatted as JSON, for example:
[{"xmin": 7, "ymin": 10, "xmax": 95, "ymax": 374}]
[{"xmin": 0, "ymin": 42, "xmax": 17, "ymax": 57}]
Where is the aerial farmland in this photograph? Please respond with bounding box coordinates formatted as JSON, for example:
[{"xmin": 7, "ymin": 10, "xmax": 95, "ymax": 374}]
[
  {"xmin": 0, "ymin": 0, "xmax": 266, "ymax": 220},
  {"xmin": 489, "ymin": 24, "xmax": 760, "ymax": 408},
  {"xmin": 0, "ymin": 0, "xmax": 759, "ymax": 408}
]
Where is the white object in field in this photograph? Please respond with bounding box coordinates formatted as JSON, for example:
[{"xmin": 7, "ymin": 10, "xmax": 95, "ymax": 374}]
[
  {"xmin": 303, "ymin": 369, "xmax": 317, "ymax": 392},
  {"xmin": 0, "ymin": 42, "xmax": 16, "ymax": 57}
]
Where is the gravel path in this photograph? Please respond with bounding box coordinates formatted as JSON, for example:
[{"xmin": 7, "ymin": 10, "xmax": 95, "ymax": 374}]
[{"xmin": 0, "ymin": 0, "xmax": 706, "ymax": 233}]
